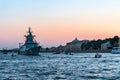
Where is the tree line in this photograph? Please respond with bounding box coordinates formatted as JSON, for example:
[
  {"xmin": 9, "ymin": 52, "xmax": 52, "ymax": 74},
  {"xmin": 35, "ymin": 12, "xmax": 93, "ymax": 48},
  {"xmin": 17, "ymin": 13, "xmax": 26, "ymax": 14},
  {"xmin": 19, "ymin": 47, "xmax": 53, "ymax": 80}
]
[{"xmin": 81, "ymin": 36, "xmax": 119, "ymax": 50}]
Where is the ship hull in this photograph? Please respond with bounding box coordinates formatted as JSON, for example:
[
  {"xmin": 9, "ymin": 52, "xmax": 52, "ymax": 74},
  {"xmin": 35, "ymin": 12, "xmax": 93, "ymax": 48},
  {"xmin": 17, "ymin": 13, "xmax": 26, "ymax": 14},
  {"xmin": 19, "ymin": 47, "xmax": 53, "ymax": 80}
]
[
  {"xmin": 111, "ymin": 51, "xmax": 120, "ymax": 54},
  {"xmin": 111, "ymin": 47, "xmax": 120, "ymax": 54},
  {"xmin": 19, "ymin": 47, "xmax": 40, "ymax": 56}
]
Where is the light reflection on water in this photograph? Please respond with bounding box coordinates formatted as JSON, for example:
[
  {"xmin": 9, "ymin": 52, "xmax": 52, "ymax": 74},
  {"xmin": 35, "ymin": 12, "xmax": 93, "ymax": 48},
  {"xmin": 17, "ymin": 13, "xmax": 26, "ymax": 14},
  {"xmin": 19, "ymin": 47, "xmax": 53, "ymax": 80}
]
[{"xmin": 0, "ymin": 53, "xmax": 120, "ymax": 80}]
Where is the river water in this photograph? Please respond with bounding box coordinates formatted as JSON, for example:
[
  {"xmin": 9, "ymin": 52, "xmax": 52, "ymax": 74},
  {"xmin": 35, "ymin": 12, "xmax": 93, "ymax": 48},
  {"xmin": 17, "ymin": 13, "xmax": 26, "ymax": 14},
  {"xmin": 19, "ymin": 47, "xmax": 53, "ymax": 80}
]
[{"xmin": 0, "ymin": 53, "xmax": 120, "ymax": 80}]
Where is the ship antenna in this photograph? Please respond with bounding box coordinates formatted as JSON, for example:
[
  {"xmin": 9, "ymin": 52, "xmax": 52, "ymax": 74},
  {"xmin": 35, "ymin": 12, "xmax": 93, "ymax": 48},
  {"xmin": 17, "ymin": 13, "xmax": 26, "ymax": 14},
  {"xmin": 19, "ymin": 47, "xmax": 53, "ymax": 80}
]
[
  {"xmin": 28, "ymin": 27, "xmax": 33, "ymax": 33},
  {"xmin": 29, "ymin": 27, "xmax": 31, "ymax": 33}
]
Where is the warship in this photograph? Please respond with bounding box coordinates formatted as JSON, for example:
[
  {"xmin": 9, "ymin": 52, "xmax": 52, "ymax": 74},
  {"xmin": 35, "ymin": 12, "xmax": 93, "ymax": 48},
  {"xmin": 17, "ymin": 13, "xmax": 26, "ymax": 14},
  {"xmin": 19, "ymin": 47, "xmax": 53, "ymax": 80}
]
[{"xmin": 19, "ymin": 27, "xmax": 40, "ymax": 56}]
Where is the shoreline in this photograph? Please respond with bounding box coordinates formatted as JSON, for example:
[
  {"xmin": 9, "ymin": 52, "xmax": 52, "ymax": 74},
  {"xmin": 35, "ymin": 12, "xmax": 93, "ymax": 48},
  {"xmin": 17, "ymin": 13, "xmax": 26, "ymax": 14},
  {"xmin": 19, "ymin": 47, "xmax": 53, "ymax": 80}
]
[
  {"xmin": 39, "ymin": 50, "xmax": 111, "ymax": 53},
  {"xmin": 0, "ymin": 49, "xmax": 111, "ymax": 54}
]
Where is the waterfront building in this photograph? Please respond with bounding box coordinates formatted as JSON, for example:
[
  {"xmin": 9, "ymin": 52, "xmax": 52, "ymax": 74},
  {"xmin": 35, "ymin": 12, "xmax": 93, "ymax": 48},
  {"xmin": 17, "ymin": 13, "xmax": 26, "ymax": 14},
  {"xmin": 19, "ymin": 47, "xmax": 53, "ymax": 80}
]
[
  {"xmin": 101, "ymin": 41, "xmax": 111, "ymax": 50},
  {"xmin": 65, "ymin": 38, "xmax": 89, "ymax": 52}
]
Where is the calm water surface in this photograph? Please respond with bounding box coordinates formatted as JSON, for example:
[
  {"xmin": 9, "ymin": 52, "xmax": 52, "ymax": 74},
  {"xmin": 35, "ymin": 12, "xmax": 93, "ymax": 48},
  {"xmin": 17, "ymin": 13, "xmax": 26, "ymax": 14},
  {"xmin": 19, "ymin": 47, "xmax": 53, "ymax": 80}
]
[{"xmin": 0, "ymin": 53, "xmax": 120, "ymax": 80}]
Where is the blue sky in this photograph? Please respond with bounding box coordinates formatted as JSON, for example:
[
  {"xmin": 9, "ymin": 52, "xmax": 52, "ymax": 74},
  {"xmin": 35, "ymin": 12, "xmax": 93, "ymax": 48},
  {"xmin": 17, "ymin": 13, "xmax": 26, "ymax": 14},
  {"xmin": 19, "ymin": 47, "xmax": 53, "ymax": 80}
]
[{"xmin": 0, "ymin": 0, "xmax": 120, "ymax": 49}]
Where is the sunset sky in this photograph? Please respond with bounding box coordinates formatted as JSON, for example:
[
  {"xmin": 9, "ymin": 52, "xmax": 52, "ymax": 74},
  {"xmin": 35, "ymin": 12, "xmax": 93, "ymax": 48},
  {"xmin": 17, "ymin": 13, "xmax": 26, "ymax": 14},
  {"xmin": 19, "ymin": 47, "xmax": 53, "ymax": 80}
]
[{"xmin": 0, "ymin": 0, "xmax": 120, "ymax": 49}]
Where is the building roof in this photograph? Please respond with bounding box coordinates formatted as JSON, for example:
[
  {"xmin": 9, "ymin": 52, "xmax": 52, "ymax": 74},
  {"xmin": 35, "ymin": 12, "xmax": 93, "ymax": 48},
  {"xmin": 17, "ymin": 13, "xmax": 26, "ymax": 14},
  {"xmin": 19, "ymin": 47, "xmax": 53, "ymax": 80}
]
[
  {"xmin": 101, "ymin": 41, "xmax": 110, "ymax": 46},
  {"xmin": 72, "ymin": 38, "xmax": 80, "ymax": 43},
  {"xmin": 66, "ymin": 38, "xmax": 89, "ymax": 45}
]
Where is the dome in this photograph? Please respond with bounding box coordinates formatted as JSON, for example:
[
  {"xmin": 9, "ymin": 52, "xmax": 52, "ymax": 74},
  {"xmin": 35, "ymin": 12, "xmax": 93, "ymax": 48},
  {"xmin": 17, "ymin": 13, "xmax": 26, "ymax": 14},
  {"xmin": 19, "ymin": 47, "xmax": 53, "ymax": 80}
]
[{"xmin": 72, "ymin": 38, "xmax": 80, "ymax": 43}]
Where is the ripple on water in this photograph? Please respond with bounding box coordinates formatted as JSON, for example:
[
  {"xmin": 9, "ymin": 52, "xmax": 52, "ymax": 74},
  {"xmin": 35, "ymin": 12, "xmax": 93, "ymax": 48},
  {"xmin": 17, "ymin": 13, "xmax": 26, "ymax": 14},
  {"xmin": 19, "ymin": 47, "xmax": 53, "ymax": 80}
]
[{"xmin": 0, "ymin": 53, "xmax": 120, "ymax": 80}]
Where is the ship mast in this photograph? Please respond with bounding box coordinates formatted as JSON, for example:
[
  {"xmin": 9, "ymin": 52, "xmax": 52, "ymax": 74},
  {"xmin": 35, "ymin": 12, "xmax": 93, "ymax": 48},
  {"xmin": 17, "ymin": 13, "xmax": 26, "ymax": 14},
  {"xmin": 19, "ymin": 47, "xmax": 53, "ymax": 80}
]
[{"xmin": 25, "ymin": 27, "xmax": 35, "ymax": 44}]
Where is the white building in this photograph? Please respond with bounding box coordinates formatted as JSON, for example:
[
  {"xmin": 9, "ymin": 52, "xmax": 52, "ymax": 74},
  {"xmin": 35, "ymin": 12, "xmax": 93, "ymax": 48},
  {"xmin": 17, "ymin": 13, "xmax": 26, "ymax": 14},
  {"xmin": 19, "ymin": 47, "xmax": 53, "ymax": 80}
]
[{"xmin": 101, "ymin": 41, "xmax": 111, "ymax": 50}]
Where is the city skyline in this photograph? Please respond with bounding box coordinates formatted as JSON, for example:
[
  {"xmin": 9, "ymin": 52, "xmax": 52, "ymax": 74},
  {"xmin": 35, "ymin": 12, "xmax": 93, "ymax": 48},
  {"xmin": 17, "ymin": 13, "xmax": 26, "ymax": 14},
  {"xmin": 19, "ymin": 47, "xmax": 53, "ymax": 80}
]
[{"xmin": 0, "ymin": 0, "xmax": 120, "ymax": 49}]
